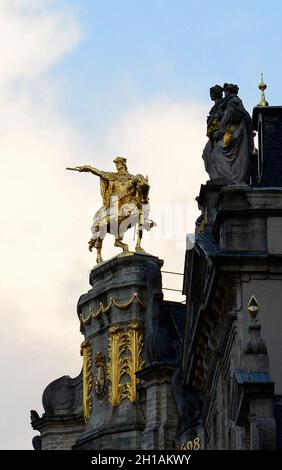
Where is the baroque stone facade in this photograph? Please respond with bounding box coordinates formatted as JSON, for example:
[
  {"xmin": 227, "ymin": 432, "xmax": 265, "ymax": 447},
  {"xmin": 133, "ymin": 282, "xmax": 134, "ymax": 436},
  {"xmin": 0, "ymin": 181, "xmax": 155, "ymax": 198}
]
[
  {"xmin": 31, "ymin": 103, "xmax": 282, "ymax": 451},
  {"xmin": 31, "ymin": 253, "xmax": 185, "ymax": 449},
  {"xmin": 181, "ymin": 105, "xmax": 282, "ymax": 449}
]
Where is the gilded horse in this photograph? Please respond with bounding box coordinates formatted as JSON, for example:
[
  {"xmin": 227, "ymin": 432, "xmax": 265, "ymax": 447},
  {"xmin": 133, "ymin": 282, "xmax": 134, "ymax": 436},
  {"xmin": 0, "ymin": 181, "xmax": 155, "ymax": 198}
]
[{"xmin": 67, "ymin": 158, "xmax": 155, "ymax": 263}]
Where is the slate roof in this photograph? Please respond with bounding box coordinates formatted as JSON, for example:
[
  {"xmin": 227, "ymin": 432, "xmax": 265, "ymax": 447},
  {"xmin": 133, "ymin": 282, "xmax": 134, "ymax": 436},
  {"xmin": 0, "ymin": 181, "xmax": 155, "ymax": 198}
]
[
  {"xmin": 195, "ymin": 233, "xmax": 219, "ymax": 256},
  {"xmin": 234, "ymin": 369, "xmax": 273, "ymax": 384}
]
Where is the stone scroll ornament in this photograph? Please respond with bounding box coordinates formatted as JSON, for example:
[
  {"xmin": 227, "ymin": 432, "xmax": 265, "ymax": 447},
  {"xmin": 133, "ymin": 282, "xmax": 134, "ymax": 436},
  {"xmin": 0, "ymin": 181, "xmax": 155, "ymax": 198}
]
[
  {"xmin": 66, "ymin": 157, "xmax": 156, "ymax": 263},
  {"xmin": 202, "ymin": 83, "xmax": 254, "ymax": 184}
]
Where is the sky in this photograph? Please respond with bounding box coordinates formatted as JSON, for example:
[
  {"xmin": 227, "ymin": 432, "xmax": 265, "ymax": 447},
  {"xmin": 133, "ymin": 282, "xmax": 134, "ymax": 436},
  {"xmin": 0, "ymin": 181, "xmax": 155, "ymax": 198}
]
[{"xmin": 1, "ymin": 0, "xmax": 282, "ymax": 449}]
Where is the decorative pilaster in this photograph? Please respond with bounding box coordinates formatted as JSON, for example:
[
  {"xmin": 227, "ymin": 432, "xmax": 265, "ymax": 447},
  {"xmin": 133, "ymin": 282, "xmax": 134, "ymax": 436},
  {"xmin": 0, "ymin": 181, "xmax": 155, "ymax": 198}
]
[
  {"xmin": 126, "ymin": 322, "xmax": 145, "ymax": 402},
  {"xmin": 74, "ymin": 253, "xmax": 171, "ymax": 450},
  {"xmin": 108, "ymin": 322, "xmax": 145, "ymax": 406},
  {"xmin": 108, "ymin": 325, "xmax": 128, "ymax": 406},
  {"xmin": 80, "ymin": 340, "xmax": 93, "ymax": 422}
]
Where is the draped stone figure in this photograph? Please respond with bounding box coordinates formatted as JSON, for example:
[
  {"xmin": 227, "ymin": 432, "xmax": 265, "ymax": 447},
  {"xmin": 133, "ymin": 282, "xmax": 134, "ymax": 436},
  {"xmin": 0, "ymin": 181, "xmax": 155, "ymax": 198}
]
[
  {"xmin": 202, "ymin": 85, "xmax": 224, "ymax": 180},
  {"xmin": 202, "ymin": 83, "xmax": 253, "ymax": 184}
]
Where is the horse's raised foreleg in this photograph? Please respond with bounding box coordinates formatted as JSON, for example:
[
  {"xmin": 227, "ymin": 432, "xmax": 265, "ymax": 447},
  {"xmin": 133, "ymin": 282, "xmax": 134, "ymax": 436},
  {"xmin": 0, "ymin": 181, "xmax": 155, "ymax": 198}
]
[{"xmin": 89, "ymin": 237, "xmax": 103, "ymax": 264}]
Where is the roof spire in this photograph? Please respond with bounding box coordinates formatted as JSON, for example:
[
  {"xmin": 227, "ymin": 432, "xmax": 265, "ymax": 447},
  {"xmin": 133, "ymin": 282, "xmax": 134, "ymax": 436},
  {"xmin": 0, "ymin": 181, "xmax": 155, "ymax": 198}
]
[{"xmin": 258, "ymin": 73, "xmax": 269, "ymax": 107}]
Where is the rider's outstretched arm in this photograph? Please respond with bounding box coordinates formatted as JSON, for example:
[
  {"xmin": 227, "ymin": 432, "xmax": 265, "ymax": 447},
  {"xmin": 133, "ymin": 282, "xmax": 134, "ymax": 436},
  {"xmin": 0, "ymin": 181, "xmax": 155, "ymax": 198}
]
[{"xmin": 72, "ymin": 165, "xmax": 102, "ymax": 176}]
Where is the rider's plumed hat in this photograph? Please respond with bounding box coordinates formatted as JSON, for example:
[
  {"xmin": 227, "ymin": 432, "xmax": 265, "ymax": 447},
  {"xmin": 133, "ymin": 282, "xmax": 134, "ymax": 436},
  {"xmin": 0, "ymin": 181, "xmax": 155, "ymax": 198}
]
[{"xmin": 113, "ymin": 156, "xmax": 127, "ymax": 165}]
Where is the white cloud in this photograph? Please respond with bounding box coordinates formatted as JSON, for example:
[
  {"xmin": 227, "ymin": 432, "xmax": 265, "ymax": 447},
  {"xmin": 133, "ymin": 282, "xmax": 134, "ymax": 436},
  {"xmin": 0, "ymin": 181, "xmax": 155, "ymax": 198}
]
[
  {"xmin": 104, "ymin": 98, "xmax": 207, "ymax": 273},
  {"xmin": 0, "ymin": 0, "xmax": 81, "ymax": 84},
  {"xmin": 106, "ymin": 98, "xmax": 207, "ymax": 203},
  {"xmin": 0, "ymin": 0, "xmax": 85, "ymax": 450},
  {"xmin": 0, "ymin": 94, "xmax": 207, "ymax": 448},
  {"xmin": 0, "ymin": 0, "xmax": 209, "ymax": 450}
]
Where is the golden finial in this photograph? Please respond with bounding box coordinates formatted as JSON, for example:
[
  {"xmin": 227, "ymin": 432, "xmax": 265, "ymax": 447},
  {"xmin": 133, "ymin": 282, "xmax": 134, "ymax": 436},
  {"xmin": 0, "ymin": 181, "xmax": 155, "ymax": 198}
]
[
  {"xmin": 258, "ymin": 73, "xmax": 269, "ymax": 107},
  {"xmin": 248, "ymin": 295, "xmax": 259, "ymax": 319}
]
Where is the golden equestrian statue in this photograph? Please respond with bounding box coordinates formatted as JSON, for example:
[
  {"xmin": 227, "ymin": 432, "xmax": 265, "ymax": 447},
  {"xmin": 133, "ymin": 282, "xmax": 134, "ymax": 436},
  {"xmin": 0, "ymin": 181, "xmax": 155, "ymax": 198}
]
[{"xmin": 67, "ymin": 157, "xmax": 155, "ymax": 263}]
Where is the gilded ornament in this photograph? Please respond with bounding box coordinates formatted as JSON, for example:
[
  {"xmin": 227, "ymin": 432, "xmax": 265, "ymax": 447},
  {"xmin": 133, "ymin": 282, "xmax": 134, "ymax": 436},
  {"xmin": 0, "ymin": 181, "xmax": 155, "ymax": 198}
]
[
  {"xmin": 80, "ymin": 340, "xmax": 93, "ymax": 422},
  {"xmin": 107, "ymin": 326, "xmax": 128, "ymax": 406},
  {"xmin": 93, "ymin": 352, "xmax": 108, "ymax": 398},
  {"xmin": 207, "ymin": 118, "xmax": 220, "ymax": 138},
  {"xmin": 80, "ymin": 292, "xmax": 147, "ymax": 330},
  {"xmin": 107, "ymin": 323, "xmax": 145, "ymax": 406},
  {"xmin": 248, "ymin": 295, "xmax": 259, "ymax": 319},
  {"xmin": 258, "ymin": 73, "xmax": 269, "ymax": 107},
  {"xmin": 126, "ymin": 322, "xmax": 145, "ymax": 402},
  {"xmin": 199, "ymin": 208, "xmax": 208, "ymax": 233},
  {"xmin": 223, "ymin": 127, "xmax": 234, "ymax": 147}
]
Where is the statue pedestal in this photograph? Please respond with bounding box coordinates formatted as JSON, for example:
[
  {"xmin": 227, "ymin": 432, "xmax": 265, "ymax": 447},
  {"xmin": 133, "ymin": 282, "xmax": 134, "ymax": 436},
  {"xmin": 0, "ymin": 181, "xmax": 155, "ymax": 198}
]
[
  {"xmin": 74, "ymin": 252, "xmax": 163, "ymax": 450},
  {"xmin": 31, "ymin": 251, "xmax": 185, "ymax": 450}
]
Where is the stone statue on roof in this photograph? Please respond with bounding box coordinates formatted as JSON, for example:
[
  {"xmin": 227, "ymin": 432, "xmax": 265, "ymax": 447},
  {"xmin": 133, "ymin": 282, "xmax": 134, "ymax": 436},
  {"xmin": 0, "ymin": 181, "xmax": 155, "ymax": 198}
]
[{"xmin": 202, "ymin": 83, "xmax": 254, "ymax": 184}]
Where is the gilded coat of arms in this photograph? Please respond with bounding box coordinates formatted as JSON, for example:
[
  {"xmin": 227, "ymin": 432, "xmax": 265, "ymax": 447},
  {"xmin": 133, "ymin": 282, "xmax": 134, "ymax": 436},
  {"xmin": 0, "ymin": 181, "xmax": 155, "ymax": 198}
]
[{"xmin": 93, "ymin": 352, "xmax": 107, "ymax": 397}]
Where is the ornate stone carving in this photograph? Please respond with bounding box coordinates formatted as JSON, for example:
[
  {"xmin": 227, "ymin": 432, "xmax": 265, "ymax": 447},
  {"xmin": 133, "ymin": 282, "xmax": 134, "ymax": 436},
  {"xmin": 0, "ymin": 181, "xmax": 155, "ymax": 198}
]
[
  {"xmin": 212, "ymin": 277, "xmax": 237, "ymax": 320},
  {"xmin": 190, "ymin": 278, "xmax": 238, "ymax": 393},
  {"xmin": 125, "ymin": 322, "xmax": 145, "ymax": 402},
  {"xmin": 108, "ymin": 326, "xmax": 128, "ymax": 406},
  {"xmin": 80, "ymin": 292, "xmax": 147, "ymax": 330},
  {"xmin": 93, "ymin": 352, "xmax": 108, "ymax": 398},
  {"xmin": 108, "ymin": 323, "xmax": 145, "ymax": 406},
  {"xmin": 80, "ymin": 340, "xmax": 93, "ymax": 422}
]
